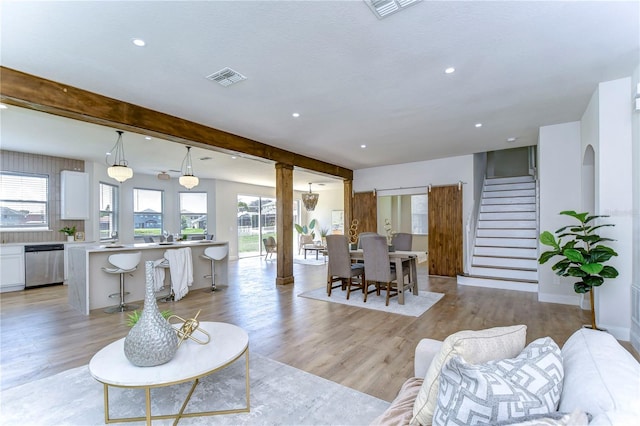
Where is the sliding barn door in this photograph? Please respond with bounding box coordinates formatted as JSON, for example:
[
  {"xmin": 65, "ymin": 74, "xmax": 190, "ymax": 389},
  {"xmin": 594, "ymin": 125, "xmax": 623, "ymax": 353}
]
[
  {"xmin": 428, "ymin": 185, "xmax": 463, "ymax": 277},
  {"xmin": 352, "ymin": 191, "xmax": 377, "ymax": 235}
]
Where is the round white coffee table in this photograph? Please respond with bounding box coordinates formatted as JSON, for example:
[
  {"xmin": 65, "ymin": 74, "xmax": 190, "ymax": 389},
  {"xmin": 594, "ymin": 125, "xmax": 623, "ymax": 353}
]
[{"xmin": 89, "ymin": 321, "xmax": 249, "ymax": 425}]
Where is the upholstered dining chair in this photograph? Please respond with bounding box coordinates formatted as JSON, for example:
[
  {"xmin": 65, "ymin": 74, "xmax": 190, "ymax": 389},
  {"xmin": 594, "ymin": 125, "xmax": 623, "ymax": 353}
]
[
  {"xmin": 361, "ymin": 235, "xmax": 409, "ymax": 305},
  {"xmin": 391, "ymin": 233, "xmax": 413, "ymax": 251},
  {"xmin": 298, "ymin": 234, "xmax": 314, "ymax": 254},
  {"xmin": 326, "ymin": 235, "xmax": 365, "ymax": 299},
  {"xmin": 263, "ymin": 236, "xmax": 276, "ymax": 259},
  {"xmin": 357, "ymin": 232, "xmax": 379, "ymax": 250}
]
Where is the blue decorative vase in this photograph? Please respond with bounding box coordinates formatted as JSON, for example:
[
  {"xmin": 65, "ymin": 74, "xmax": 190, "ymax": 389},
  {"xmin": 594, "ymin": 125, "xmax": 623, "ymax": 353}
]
[{"xmin": 124, "ymin": 261, "xmax": 178, "ymax": 366}]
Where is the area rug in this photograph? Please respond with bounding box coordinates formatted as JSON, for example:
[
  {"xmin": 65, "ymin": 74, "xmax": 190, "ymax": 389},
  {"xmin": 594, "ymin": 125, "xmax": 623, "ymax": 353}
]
[
  {"xmin": 298, "ymin": 286, "xmax": 444, "ymax": 317},
  {"xmin": 0, "ymin": 353, "xmax": 388, "ymax": 425},
  {"xmin": 293, "ymin": 255, "xmax": 327, "ymax": 266}
]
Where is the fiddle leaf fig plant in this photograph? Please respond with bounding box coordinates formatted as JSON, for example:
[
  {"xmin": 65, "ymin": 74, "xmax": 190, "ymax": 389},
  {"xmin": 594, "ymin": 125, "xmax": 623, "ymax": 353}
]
[{"xmin": 538, "ymin": 210, "xmax": 619, "ymax": 330}]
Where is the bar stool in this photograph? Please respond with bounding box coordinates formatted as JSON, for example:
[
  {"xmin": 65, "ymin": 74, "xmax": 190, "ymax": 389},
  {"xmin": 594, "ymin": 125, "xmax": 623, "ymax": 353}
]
[
  {"xmin": 101, "ymin": 252, "xmax": 142, "ymax": 313},
  {"xmin": 201, "ymin": 245, "xmax": 228, "ymax": 292},
  {"xmin": 155, "ymin": 258, "xmax": 174, "ymax": 302}
]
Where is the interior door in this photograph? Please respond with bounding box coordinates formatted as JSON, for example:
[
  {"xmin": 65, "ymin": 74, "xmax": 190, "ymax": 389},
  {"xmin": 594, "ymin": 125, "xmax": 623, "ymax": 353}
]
[
  {"xmin": 352, "ymin": 191, "xmax": 377, "ymax": 236},
  {"xmin": 428, "ymin": 185, "xmax": 463, "ymax": 277}
]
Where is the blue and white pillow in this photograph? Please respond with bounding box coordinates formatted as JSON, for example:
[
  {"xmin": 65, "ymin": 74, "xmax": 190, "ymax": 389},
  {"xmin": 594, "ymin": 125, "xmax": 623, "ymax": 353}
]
[{"xmin": 433, "ymin": 337, "xmax": 564, "ymax": 426}]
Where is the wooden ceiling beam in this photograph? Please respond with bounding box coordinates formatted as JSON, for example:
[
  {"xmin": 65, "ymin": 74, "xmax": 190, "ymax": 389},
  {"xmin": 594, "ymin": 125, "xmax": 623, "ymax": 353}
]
[{"xmin": 0, "ymin": 66, "xmax": 353, "ymax": 180}]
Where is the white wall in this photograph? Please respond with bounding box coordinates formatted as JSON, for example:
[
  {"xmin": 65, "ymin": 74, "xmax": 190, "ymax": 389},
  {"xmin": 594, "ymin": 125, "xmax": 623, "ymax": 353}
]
[
  {"xmin": 590, "ymin": 77, "xmax": 633, "ymax": 340},
  {"xmin": 354, "ymin": 154, "xmax": 475, "ymax": 268},
  {"xmin": 304, "ymin": 185, "xmax": 344, "ymax": 239},
  {"xmin": 631, "ymin": 65, "xmax": 640, "ymax": 353},
  {"xmin": 538, "ymin": 121, "xmax": 582, "ymax": 305}
]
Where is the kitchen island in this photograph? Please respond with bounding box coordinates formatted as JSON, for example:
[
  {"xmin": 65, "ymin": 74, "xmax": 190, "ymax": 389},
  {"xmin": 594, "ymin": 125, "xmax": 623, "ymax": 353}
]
[{"xmin": 67, "ymin": 241, "xmax": 229, "ymax": 315}]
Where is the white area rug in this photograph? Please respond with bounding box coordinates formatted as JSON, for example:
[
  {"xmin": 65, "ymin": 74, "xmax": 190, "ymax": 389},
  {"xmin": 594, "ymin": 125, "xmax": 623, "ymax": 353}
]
[
  {"xmin": 299, "ymin": 286, "xmax": 444, "ymax": 317},
  {"xmin": 293, "ymin": 254, "xmax": 327, "ymax": 266},
  {"xmin": 0, "ymin": 353, "xmax": 388, "ymax": 425}
]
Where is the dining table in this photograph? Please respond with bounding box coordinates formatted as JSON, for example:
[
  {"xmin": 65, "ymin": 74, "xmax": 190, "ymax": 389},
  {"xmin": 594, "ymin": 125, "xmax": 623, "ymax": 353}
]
[{"xmin": 349, "ymin": 249, "xmax": 428, "ymax": 304}]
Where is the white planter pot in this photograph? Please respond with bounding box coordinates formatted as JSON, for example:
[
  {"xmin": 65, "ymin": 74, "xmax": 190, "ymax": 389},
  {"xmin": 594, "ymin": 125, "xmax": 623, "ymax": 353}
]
[{"xmin": 67, "ymin": 235, "xmax": 75, "ymax": 242}]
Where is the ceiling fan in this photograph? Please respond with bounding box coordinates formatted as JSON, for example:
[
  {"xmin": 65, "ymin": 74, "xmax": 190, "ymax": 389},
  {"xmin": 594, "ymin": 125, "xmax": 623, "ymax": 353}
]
[{"xmin": 156, "ymin": 169, "xmax": 181, "ymax": 181}]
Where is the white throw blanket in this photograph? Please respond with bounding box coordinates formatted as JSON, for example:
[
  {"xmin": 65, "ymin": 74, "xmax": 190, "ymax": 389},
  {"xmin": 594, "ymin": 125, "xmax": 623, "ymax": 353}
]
[
  {"xmin": 164, "ymin": 247, "xmax": 193, "ymax": 301},
  {"xmin": 152, "ymin": 258, "xmax": 168, "ymax": 291}
]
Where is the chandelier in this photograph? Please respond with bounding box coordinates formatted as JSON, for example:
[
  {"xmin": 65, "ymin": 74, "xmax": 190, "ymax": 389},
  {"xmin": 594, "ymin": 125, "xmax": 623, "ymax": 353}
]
[
  {"xmin": 106, "ymin": 130, "xmax": 133, "ymax": 183},
  {"xmin": 302, "ymin": 183, "xmax": 319, "ymax": 211},
  {"xmin": 179, "ymin": 146, "xmax": 199, "ymax": 190}
]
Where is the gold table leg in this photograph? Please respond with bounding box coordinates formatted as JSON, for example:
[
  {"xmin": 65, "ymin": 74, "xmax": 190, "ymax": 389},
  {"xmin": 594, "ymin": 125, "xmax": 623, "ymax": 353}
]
[{"xmin": 101, "ymin": 349, "xmax": 250, "ymax": 424}]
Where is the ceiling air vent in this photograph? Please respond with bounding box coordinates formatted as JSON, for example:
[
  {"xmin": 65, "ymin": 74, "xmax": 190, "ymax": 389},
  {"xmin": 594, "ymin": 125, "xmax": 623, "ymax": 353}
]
[
  {"xmin": 206, "ymin": 67, "xmax": 247, "ymax": 87},
  {"xmin": 365, "ymin": 0, "xmax": 421, "ymax": 19}
]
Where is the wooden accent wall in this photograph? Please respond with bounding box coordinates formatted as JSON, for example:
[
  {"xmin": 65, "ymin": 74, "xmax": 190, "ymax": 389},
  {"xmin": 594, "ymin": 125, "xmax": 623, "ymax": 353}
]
[
  {"xmin": 275, "ymin": 163, "xmax": 294, "ymax": 285},
  {"xmin": 428, "ymin": 185, "xmax": 463, "ymax": 277},
  {"xmin": 352, "ymin": 191, "xmax": 377, "ymax": 236},
  {"xmin": 0, "ymin": 150, "xmax": 84, "ymax": 244}
]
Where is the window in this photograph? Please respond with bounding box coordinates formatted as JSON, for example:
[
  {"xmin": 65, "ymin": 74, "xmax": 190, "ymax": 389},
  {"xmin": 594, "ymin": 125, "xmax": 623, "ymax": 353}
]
[
  {"xmin": 237, "ymin": 195, "xmax": 276, "ymax": 257},
  {"xmin": 99, "ymin": 182, "xmax": 118, "ymax": 240},
  {"xmin": 179, "ymin": 192, "xmax": 207, "ymax": 237},
  {"xmin": 0, "ymin": 172, "xmax": 49, "ymax": 230},
  {"xmin": 411, "ymin": 194, "xmax": 428, "ymax": 234},
  {"xmin": 133, "ymin": 188, "xmax": 163, "ymax": 239}
]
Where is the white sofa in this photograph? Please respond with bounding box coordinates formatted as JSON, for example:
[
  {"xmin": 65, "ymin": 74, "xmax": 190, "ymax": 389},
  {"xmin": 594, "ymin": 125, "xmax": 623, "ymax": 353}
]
[{"xmin": 372, "ymin": 327, "xmax": 640, "ymax": 425}]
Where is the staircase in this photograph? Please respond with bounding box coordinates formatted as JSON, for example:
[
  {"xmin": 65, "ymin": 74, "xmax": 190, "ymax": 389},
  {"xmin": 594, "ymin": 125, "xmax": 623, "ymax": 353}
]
[{"xmin": 457, "ymin": 175, "xmax": 539, "ymax": 292}]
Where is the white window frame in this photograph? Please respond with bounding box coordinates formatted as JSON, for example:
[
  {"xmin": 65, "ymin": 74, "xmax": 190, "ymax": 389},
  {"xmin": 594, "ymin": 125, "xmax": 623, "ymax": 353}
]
[{"xmin": 0, "ymin": 171, "xmax": 49, "ymax": 231}]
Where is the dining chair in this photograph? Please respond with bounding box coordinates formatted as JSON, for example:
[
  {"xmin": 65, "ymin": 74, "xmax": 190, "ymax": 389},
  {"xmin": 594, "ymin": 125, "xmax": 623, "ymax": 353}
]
[
  {"xmin": 298, "ymin": 234, "xmax": 314, "ymax": 254},
  {"xmin": 391, "ymin": 233, "xmax": 412, "ymax": 251},
  {"xmin": 361, "ymin": 235, "xmax": 409, "ymax": 305},
  {"xmin": 357, "ymin": 232, "xmax": 379, "ymax": 249},
  {"xmin": 263, "ymin": 236, "xmax": 276, "ymax": 259},
  {"xmin": 326, "ymin": 235, "xmax": 365, "ymax": 298}
]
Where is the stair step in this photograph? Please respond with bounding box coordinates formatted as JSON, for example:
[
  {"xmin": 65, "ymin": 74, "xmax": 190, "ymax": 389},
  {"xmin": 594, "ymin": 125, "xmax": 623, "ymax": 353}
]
[
  {"xmin": 477, "ymin": 220, "xmax": 537, "ymax": 229},
  {"xmin": 480, "ymin": 204, "xmax": 536, "ymax": 213},
  {"xmin": 483, "ymin": 189, "xmax": 536, "ymax": 198},
  {"xmin": 485, "ymin": 176, "xmax": 535, "ymax": 185},
  {"xmin": 472, "ymin": 255, "xmax": 538, "ymax": 269},
  {"xmin": 477, "ymin": 228, "xmax": 538, "ymax": 238},
  {"xmin": 475, "ymin": 237, "xmax": 537, "ymax": 248},
  {"xmin": 482, "ymin": 197, "xmax": 536, "ymax": 205},
  {"xmin": 484, "ymin": 182, "xmax": 535, "ymax": 192},
  {"xmin": 474, "ymin": 246, "xmax": 538, "ymax": 258},
  {"xmin": 469, "ymin": 265, "xmax": 538, "ymax": 281},
  {"xmin": 479, "ymin": 211, "xmax": 536, "ymax": 220},
  {"xmin": 457, "ymin": 275, "xmax": 538, "ymax": 292}
]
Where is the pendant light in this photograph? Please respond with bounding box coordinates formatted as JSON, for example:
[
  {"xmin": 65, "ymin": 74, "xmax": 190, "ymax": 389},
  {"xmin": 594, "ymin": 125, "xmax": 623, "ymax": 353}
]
[
  {"xmin": 106, "ymin": 130, "xmax": 133, "ymax": 183},
  {"xmin": 302, "ymin": 182, "xmax": 319, "ymax": 211},
  {"xmin": 179, "ymin": 146, "xmax": 199, "ymax": 190}
]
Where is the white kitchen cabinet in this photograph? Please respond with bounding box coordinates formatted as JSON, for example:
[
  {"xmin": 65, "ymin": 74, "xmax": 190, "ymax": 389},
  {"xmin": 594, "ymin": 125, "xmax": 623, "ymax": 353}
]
[
  {"xmin": 0, "ymin": 245, "xmax": 25, "ymax": 292},
  {"xmin": 61, "ymin": 170, "xmax": 89, "ymax": 219}
]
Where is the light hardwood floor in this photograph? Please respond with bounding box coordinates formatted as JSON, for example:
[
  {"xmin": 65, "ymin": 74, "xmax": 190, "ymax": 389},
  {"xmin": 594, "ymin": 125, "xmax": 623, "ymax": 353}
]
[{"xmin": 0, "ymin": 257, "xmax": 636, "ymax": 402}]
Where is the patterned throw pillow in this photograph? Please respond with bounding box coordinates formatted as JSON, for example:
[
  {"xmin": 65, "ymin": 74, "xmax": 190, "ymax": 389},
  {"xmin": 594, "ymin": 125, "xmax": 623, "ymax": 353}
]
[
  {"xmin": 432, "ymin": 337, "xmax": 563, "ymax": 426},
  {"xmin": 411, "ymin": 325, "xmax": 527, "ymax": 426}
]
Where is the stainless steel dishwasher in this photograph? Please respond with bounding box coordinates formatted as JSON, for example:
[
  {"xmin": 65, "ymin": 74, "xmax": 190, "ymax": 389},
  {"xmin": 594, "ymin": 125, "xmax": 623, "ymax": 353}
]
[{"xmin": 24, "ymin": 244, "xmax": 65, "ymax": 288}]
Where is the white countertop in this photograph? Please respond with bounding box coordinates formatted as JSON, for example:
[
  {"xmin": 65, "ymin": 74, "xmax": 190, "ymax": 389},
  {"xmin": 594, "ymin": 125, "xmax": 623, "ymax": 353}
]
[{"xmin": 72, "ymin": 240, "xmax": 228, "ymax": 253}]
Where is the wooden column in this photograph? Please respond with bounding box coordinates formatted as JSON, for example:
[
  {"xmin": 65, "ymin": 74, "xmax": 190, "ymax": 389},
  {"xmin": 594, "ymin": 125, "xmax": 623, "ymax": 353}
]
[
  {"xmin": 343, "ymin": 179, "xmax": 353, "ymax": 237},
  {"xmin": 275, "ymin": 163, "xmax": 294, "ymax": 285}
]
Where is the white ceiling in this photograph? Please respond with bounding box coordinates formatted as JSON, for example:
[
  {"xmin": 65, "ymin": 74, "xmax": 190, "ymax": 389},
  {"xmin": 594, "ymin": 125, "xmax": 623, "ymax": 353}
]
[{"xmin": 1, "ymin": 1, "xmax": 638, "ymax": 190}]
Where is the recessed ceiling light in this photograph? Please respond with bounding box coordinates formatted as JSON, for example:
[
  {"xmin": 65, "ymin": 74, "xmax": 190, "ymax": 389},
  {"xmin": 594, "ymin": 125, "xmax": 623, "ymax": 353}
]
[
  {"xmin": 475, "ymin": 123, "xmax": 483, "ymax": 128},
  {"xmin": 231, "ymin": 156, "xmax": 237, "ymax": 160},
  {"xmin": 445, "ymin": 67, "xmax": 455, "ymax": 74},
  {"xmin": 144, "ymin": 136, "xmax": 152, "ymax": 140},
  {"xmin": 507, "ymin": 137, "xmax": 517, "ymax": 142},
  {"xmin": 360, "ymin": 144, "xmax": 367, "ymax": 148},
  {"xmin": 132, "ymin": 38, "xmax": 146, "ymax": 47},
  {"xmin": 0, "ymin": 104, "xmax": 8, "ymax": 109},
  {"xmin": 292, "ymin": 113, "xmax": 300, "ymax": 118}
]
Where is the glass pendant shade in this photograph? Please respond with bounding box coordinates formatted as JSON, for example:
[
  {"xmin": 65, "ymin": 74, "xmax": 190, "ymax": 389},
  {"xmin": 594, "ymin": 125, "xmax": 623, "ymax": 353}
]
[
  {"xmin": 179, "ymin": 146, "xmax": 199, "ymax": 190},
  {"xmin": 105, "ymin": 130, "xmax": 133, "ymax": 183},
  {"xmin": 302, "ymin": 183, "xmax": 319, "ymax": 211}
]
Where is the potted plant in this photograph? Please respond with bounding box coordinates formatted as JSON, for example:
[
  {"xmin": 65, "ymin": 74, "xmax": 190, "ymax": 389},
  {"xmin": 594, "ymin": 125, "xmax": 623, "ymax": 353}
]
[
  {"xmin": 59, "ymin": 226, "xmax": 77, "ymax": 242},
  {"xmin": 538, "ymin": 210, "xmax": 619, "ymax": 330},
  {"xmin": 319, "ymin": 227, "xmax": 330, "ymax": 246},
  {"xmin": 295, "ymin": 219, "xmax": 317, "ymax": 249}
]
